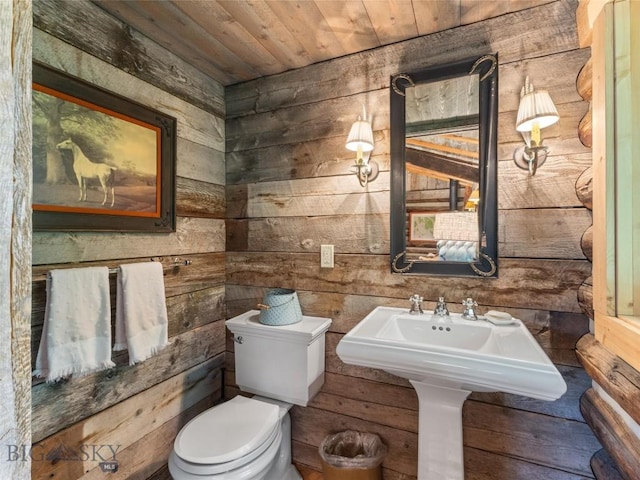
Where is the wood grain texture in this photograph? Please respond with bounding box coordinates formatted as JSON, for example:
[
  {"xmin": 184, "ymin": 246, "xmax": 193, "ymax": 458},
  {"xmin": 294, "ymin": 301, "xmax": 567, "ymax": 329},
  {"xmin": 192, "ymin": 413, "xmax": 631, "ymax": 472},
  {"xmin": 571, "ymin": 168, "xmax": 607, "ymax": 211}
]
[
  {"xmin": 464, "ymin": 399, "xmax": 600, "ymax": 477},
  {"xmin": 32, "ymin": 359, "xmax": 222, "ymax": 480},
  {"xmin": 86, "ymin": 0, "xmax": 555, "ymax": 88},
  {"xmin": 226, "ymin": 95, "xmax": 589, "ymax": 161},
  {"xmin": 176, "ymin": 177, "xmax": 225, "ymax": 219},
  {"xmin": 1, "ymin": 1, "xmax": 32, "ymax": 479},
  {"xmin": 32, "ymin": 28, "xmax": 225, "ymax": 153},
  {"xmin": 32, "ymin": 252, "xmax": 224, "ymax": 299},
  {"xmin": 590, "ymin": 4, "xmax": 615, "ymax": 321},
  {"xmin": 498, "ymin": 100, "xmax": 591, "ymax": 161},
  {"xmin": 576, "ymin": 166, "xmax": 594, "ymax": 210},
  {"xmin": 578, "ymin": 276, "xmax": 594, "ymax": 320},
  {"xmin": 576, "ymin": 334, "xmax": 640, "ymax": 427},
  {"xmin": 33, "ymin": 0, "xmax": 226, "ymax": 116},
  {"xmin": 293, "ymin": 433, "xmax": 594, "ymax": 480},
  {"xmin": 227, "ymin": 252, "xmax": 591, "ymax": 312},
  {"xmin": 227, "ymin": 208, "xmax": 592, "ymax": 260},
  {"xmin": 226, "ymin": 0, "xmax": 581, "ymax": 115},
  {"xmin": 580, "ymin": 388, "xmax": 640, "ymax": 480},
  {"xmin": 123, "ymin": 0, "xmax": 258, "ymax": 81},
  {"xmin": 226, "ymin": 134, "xmax": 390, "ymax": 185},
  {"xmin": 577, "ymin": 56, "xmax": 593, "ymax": 101},
  {"xmin": 176, "ymin": 137, "xmax": 225, "ymax": 186},
  {"xmin": 227, "ymin": 215, "xmax": 389, "ymax": 254},
  {"xmin": 226, "ymin": 175, "xmax": 390, "ymax": 219},
  {"xmin": 31, "ymin": 282, "xmax": 225, "ymax": 372},
  {"xmin": 579, "ymin": 104, "xmax": 593, "ymax": 148},
  {"xmin": 32, "ymin": 326, "xmax": 226, "ymax": 443},
  {"xmin": 32, "ymin": 217, "xmax": 225, "ymax": 265},
  {"xmin": 290, "ymin": 403, "xmax": 418, "ymax": 476},
  {"xmin": 224, "ymin": 13, "xmax": 597, "ymax": 480},
  {"xmin": 80, "ymin": 396, "xmax": 216, "ymax": 480},
  {"xmin": 590, "ymin": 449, "xmax": 624, "ymax": 480},
  {"xmin": 498, "ymin": 208, "xmax": 592, "ymax": 259},
  {"xmin": 297, "ymin": 464, "xmax": 323, "ymax": 480},
  {"xmin": 582, "ymin": 225, "xmax": 594, "ymax": 262},
  {"xmin": 30, "ymin": 17, "xmax": 228, "ymax": 479},
  {"xmin": 227, "ymin": 283, "xmax": 594, "ymax": 477},
  {"xmin": 288, "ymin": 394, "xmax": 598, "ymax": 478},
  {"xmin": 220, "ymin": 3, "xmax": 600, "ymax": 480},
  {"xmin": 499, "ymin": 154, "xmax": 592, "ymax": 209},
  {"xmin": 576, "ymin": 0, "xmax": 593, "ymax": 48},
  {"xmin": 499, "ymin": 47, "xmax": 591, "ymax": 112}
]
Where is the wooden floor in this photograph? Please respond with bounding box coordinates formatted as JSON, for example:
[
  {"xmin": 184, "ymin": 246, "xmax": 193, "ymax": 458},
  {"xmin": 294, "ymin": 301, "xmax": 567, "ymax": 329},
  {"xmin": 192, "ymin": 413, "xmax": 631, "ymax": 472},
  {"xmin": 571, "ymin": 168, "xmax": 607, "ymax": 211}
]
[{"xmin": 297, "ymin": 464, "xmax": 324, "ymax": 480}]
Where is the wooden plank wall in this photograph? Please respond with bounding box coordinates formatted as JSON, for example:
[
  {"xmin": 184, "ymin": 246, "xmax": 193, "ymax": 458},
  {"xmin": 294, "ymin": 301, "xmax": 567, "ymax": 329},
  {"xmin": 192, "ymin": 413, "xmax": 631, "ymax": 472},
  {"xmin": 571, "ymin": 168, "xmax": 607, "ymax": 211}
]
[
  {"xmin": 30, "ymin": 1, "xmax": 226, "ymax": 479},
  {"xmin": 0, "ymin": 1, "xmax": 32, "ymax": 479},
  {"xmin": 226, "ymin": 1, "xmax": 602, "ymax": 478}
]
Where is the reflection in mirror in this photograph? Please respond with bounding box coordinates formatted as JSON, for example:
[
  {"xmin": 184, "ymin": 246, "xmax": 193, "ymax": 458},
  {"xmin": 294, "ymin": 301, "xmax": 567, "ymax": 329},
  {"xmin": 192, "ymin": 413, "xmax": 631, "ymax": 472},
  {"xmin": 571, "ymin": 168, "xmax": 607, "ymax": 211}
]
[
  {"xmin": 405, "ymin": 75, "xmax": 480, "ymax": 264},
  {"xmin": 390, "ymin": 55, "xmax": 498, "ymax": 277}
]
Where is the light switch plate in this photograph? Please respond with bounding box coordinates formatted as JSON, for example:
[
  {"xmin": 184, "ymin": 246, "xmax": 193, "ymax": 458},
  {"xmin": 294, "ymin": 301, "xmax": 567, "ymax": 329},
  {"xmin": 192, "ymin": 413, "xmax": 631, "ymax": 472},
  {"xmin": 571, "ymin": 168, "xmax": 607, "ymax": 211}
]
[{"xmin": 320, "ymin": 244, "xmax": 334, "ymax": 268}]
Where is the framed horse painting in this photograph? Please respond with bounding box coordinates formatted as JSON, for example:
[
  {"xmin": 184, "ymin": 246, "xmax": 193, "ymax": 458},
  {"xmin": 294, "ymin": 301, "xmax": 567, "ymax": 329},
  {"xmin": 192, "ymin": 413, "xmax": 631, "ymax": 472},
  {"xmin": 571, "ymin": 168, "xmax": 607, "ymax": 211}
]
[{"xmin": 32, "ymin": 63, "xmax": 177, "ymax": 232}]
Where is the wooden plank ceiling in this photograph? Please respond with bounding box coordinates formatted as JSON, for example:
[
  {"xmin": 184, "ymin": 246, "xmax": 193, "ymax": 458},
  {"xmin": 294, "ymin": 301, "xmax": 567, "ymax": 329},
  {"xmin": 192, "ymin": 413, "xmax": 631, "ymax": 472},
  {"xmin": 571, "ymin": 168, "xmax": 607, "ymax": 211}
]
[{"xmin": 92, "ymin": 0, "xmax": 551, "ymax": 86}]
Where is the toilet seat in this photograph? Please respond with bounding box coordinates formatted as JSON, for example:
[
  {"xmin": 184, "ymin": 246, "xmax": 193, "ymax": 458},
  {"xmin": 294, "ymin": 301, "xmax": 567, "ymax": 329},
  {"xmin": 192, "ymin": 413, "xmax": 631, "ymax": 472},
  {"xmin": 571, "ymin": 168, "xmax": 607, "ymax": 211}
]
[
  {"xmin": 171, "ymin": 396, "xmax": 282, "ymax": 478},
  {"xmin": 170, "ymin": 427, "xmax": 282, "ymax": 478}
]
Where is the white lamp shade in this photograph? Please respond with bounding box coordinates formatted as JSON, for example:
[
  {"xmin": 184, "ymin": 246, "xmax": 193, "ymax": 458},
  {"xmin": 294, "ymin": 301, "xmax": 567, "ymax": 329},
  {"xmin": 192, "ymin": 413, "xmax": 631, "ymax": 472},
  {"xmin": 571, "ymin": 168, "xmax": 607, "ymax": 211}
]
[
  {"xmin": 346, "ymin": 118, "xmax": 374, "ymax": 152},
  {"xmin": 516, "ymin": 90, "xmax": 559, "ymax": 132}
]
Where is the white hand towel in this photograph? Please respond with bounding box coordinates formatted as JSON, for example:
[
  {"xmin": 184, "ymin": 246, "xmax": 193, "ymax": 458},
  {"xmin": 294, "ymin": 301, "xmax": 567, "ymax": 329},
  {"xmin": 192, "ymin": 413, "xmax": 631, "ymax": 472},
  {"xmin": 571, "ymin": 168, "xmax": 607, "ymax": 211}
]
[
  {"xmin": 33, "ymin": 266, "xmax": 115, "ymax": 382},
  {"xmin": 114, "ymin": 262, "xmax": 169, "ymax": 365}
]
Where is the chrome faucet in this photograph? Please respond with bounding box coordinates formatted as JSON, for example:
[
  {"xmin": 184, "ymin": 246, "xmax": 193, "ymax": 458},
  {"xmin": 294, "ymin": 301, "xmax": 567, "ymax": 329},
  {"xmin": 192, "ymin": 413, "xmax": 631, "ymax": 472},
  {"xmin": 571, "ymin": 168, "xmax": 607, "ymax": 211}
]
[
  {"xmin": 434, "ymin": 297, "xmax": 450, "ymax": 317},
  {"xmin": 462, "ymin": 298, "xmax": 478, "ymax": 320},
  {"xmin": 409, "ymin": 294, "xmax": 424, "ymax": 315}
]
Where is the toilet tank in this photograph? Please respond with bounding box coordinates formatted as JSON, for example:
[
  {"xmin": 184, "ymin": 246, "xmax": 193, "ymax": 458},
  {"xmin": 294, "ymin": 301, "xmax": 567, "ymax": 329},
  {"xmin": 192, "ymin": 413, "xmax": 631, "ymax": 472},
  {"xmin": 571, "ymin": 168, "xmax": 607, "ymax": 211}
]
[{"xmin": 226, "ymin": 310, "xmax": 332, "ymax": 406}]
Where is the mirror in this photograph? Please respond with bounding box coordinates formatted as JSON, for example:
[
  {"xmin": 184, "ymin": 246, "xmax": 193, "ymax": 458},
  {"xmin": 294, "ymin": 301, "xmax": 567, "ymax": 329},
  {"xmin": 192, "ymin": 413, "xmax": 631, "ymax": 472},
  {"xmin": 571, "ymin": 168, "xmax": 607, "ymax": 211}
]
[{"xmin": 390, "ymin": 55, "xmax": 498, "ymax": 277}]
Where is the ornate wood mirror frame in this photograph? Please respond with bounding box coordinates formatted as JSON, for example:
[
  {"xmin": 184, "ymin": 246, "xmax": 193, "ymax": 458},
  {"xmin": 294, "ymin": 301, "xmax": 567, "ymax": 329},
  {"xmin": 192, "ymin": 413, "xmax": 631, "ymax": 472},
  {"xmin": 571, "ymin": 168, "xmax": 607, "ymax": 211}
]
[{"xmin": 390, "ymin": 54, "xmax": 499, "ymax": 277}]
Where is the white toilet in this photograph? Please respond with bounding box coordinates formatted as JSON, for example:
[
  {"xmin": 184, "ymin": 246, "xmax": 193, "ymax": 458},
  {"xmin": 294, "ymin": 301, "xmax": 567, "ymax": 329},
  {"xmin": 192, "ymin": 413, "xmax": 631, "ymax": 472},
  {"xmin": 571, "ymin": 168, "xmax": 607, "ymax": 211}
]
[{"xmin": 169, "ymin": 310, "xmax": 332, "ymax": 480}]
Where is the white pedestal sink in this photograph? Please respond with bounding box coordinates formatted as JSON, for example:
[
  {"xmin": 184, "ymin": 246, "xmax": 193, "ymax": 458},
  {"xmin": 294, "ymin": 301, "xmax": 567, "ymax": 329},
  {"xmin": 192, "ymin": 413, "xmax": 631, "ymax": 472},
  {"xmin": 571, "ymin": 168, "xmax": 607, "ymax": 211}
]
[{"xmin": 336, "ymin": 306, "xmax": 566, "ymax": 480}]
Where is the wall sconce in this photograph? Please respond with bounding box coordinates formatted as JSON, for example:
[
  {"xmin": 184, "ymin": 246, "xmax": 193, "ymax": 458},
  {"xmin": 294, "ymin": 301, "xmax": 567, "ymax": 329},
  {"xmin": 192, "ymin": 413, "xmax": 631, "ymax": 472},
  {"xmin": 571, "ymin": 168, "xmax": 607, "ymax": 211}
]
[
  {"xmin": 513, "ymin": 76, "xmax": 559, "ymax": 175},
  {"xmin": 346, "ymin": 106, "xmax": 377, "ymax": 187},
  {"xmin": 464, "ymin": 188, "xmax": 480, "ymax": 211}
]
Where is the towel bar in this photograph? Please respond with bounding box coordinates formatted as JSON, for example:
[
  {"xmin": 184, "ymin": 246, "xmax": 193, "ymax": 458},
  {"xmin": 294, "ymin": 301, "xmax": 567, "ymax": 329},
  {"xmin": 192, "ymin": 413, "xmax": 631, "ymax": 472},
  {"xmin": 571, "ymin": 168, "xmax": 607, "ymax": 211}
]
[
  {"xmin": 37, "ymin": 258, "xmax": 192, "ymax": 281},
  {"xmin": 107, "ymin": 258, "xmax": 192, "ymax": 274}
]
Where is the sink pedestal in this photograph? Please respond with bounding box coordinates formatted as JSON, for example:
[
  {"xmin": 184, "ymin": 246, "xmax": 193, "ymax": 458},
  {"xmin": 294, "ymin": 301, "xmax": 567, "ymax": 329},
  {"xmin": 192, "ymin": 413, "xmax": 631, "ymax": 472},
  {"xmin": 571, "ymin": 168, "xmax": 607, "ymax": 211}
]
[{"xmin": 410, "ymin": 380, "xmax": 471, "ymax": 480}]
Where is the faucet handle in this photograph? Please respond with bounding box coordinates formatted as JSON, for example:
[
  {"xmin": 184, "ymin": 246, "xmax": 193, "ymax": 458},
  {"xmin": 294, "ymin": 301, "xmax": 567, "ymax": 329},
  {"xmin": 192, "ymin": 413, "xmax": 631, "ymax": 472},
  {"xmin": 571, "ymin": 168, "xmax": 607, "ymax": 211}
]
[
  {"xmin": 461, "ymin": 297, "xmax": 478, "ymax": 320},
  {"xmin": 435, "ymin": 296, "xmax": 450, "ymax": 316},
  {"xmin": 409, "ymin": 294, "xmax": 424, "ymax": 315},
  {"xmin": 462, "ymin": 297, "xmax": 478, "ymax": 308}
]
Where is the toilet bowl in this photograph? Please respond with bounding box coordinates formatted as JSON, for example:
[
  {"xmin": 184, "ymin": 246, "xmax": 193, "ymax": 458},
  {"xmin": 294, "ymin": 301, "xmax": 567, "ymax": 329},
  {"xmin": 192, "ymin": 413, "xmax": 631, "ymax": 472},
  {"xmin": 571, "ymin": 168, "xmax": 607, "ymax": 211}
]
[
  {"xmin": 168, "ymin": 396, "xmax": 301, "ymax": 480},
  {"xmin": 169, "ymin": 310, "xmax": 332, "ymax": 480}
]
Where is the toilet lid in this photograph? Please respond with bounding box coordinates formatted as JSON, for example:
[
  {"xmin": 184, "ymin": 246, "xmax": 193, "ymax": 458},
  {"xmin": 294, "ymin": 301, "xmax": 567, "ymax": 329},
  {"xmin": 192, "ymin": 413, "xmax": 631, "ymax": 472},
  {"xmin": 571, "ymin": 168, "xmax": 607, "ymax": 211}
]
[{"xmin": 174, "ymin": 396, "xmax": 280, "ymax": 464}]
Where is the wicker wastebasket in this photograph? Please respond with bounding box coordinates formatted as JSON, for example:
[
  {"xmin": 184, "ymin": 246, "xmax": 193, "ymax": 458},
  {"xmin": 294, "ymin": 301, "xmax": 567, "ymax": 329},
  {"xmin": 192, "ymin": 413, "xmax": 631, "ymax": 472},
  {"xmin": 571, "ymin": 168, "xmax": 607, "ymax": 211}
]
[{"xmin": 319, "ymin": 431, "xmax": 387, "ymax": 480}]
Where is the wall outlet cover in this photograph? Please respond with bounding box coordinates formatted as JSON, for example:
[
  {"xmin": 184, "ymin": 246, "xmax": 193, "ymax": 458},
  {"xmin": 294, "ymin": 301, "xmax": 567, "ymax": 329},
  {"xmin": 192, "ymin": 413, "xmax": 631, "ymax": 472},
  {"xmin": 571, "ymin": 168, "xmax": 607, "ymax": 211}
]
[{"xmin": 320, "ymin": 244, "xmax": 334, "ymax": 268}]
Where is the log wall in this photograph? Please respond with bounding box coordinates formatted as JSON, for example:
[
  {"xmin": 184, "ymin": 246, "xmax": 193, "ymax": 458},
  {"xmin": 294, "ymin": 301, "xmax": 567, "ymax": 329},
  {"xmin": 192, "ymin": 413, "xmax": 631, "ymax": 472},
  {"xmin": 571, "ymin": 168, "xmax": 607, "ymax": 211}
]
[
  {"xmin": 574, "ymin": 2, "xmax": 640, "ymax": 478},
  {"xmin": 30, "ymin": 1, "xmax": 226, "ymax": 478},
  {"xmin": 226, "ymin": 1, "xmax": 601, "ymax": 478}
]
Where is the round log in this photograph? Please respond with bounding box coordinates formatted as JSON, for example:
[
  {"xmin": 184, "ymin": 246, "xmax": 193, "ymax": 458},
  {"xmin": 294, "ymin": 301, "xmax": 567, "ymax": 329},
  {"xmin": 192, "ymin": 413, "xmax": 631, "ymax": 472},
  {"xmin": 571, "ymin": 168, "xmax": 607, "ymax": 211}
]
[
  {"xmin": 578, "ymin": 275, "xmax": 594, "ymax": 320},
  {"xmin": 577, "ymin": 57, "xmax": 593, "ymax": 101},
  {"xmin": 581, "ymin": 225, "xmax": 593, "ymax": 262},
  {"xmin": 579, "ymin": 104, "xmax": 592, "ymax": 148},
  {"xmin": 576, "ymin": 166, "xmax": 593, "ymax": 210}
]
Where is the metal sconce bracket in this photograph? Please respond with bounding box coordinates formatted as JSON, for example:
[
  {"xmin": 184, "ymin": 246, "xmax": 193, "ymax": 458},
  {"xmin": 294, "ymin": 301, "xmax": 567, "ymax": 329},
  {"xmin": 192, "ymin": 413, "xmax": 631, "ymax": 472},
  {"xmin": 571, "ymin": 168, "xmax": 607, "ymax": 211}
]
[
  {"xmin": 513, "ymin": 142, "xmax": 549, "ymax": 176},
  {"xmin": 352, "ymin": 158, "xmax": 379, "ymax": 187}
]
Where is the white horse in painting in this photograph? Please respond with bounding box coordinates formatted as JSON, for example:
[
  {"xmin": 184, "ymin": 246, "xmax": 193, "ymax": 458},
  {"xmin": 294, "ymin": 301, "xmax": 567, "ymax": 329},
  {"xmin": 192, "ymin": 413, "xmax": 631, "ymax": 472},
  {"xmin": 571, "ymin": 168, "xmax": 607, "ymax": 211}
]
[{"xmin": 56, "ymin": 139, "xmax": 117, "ymax": 207}]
